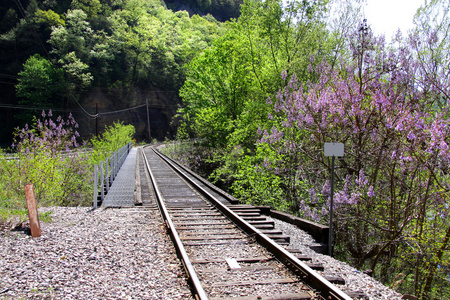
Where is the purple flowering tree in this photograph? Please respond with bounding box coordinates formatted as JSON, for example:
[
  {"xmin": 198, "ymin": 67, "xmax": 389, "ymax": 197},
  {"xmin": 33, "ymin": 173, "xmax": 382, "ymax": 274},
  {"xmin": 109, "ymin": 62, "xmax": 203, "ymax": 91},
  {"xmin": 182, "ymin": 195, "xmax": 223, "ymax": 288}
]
[
  {"xmin": 6, "ymin": 110, "xmax": 91, "ymax": 206},
  {"xmin": 259, "ymin": 19, "xmax": 450, "ymax": 296}
]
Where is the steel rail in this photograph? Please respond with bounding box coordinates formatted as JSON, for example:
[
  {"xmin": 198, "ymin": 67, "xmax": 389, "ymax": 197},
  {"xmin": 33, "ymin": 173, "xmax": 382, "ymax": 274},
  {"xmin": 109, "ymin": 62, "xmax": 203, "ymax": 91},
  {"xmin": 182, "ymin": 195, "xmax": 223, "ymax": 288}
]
[
  {"xmin": 141, "ymin": 148, "xmax": 209, "ymax": 300},
  {"xmin": 153, "ymin": 148, "xmax": 353, "ymax": 300}
]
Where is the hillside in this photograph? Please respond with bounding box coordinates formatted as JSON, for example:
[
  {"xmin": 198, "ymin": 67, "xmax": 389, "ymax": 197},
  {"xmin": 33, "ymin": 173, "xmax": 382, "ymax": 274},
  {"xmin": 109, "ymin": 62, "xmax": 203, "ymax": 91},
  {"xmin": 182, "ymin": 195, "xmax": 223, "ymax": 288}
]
[
  {"xmin": 164, "ymin": 0, "xmax": 242, "ymax": 22},
  {"xmin": 0, "ymin": 0, "xmax": 230, "ymax": 146}
]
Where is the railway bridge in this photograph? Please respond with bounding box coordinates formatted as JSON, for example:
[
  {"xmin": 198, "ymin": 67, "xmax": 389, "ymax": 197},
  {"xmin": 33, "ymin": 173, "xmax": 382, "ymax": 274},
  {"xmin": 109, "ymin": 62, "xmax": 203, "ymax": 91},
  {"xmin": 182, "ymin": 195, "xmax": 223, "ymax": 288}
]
[{"xmin": 94, "ymin": 145, "xmax": 402, "ymax": 300}]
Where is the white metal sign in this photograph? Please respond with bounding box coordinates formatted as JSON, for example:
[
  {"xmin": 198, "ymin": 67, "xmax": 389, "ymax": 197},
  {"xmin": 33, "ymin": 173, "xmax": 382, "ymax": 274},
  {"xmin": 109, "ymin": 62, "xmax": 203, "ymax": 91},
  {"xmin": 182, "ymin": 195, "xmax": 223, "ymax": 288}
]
[{"xmin": 324, "ymin": 143, "xmax": 344, "ymax": 157}]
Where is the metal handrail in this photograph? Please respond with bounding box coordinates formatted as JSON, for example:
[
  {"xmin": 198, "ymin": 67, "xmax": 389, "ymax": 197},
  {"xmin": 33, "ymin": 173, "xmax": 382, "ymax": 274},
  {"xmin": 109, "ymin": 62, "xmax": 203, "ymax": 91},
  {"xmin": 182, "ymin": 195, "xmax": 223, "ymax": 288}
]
[
  {"xmin": 4, "ymin": 148, "xmax": 94, "ymax": 160},
  {"xmin": 93, "ymin": 142, "xmax": 133, "ymax": 208}
]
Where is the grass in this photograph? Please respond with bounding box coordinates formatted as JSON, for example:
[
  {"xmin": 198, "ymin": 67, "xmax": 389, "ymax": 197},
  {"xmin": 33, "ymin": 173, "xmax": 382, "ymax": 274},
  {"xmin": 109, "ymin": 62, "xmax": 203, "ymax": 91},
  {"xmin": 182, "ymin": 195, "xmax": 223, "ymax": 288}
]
[
  {"xmin": 0, "ymin": 197, "xmax": 53, "ymax": 227},
  {"xmin": 0, "ymin": 207, "xmax": 28, "ymax": 223}
]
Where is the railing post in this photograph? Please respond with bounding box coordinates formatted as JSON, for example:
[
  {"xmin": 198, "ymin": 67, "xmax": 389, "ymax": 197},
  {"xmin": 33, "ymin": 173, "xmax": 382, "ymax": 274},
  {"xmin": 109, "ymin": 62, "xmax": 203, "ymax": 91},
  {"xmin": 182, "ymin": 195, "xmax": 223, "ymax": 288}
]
[
  {"xmin": 100, "ymin": 161, "xmax": 104, "ymax": 203},
  {"xmin": 116, "ymin": 151, "xmax": 119, "ymax": 177},
  {"xmin": 112, "ymin": 152, "xmax": 116, "ymax": 180},
  {"xmin": 112, "ymin": 153, "xmax": 115, "ymax": 181},
  {"xmin": 121, "ymin": 145, "xmax": 126, "ymax": 167},
  {"xmin": 93, "ymin": 164, "xmax": 98, "ymax": 208},
  {"xmin": 105, "ymin": 157, "xmax": 110, "ymax": 193},
  {"xmin": 110, "ymin": 154, "xmax": 114, "ymax": 185}
]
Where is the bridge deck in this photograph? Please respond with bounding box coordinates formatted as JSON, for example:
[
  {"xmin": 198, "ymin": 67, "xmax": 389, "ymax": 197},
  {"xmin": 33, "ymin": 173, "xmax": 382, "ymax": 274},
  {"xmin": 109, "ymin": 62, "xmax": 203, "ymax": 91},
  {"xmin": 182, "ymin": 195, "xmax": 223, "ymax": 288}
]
[{"xmin": 102, "ymin": 147, "xmax": 137, "ymax": 207}]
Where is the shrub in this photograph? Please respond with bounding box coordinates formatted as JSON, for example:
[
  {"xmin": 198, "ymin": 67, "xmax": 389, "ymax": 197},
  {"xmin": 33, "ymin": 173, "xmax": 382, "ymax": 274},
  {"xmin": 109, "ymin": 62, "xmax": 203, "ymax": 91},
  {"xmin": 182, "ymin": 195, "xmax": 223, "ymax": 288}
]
[
  {"xmin": 89, "ymin": 121, "xmax": 135, "ymax": 165},
  {"xmin": 0, "ymin": 110, "xmax": 92, "ymax": 207}
]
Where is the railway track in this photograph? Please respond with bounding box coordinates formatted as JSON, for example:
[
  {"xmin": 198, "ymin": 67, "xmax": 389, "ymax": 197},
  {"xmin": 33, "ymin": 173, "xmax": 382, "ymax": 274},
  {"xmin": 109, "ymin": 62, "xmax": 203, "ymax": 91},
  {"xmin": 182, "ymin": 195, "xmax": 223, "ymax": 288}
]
[{"xmin": 141, "ymin": 146, "xmax": 353, "ymax": 300}]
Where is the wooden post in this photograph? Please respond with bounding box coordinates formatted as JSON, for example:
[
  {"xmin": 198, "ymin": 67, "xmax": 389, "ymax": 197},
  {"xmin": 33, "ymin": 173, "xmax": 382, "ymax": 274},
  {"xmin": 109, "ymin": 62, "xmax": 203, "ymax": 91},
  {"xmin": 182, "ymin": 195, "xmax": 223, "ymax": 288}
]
[{"xmin": 24, "ymin": 184, "xmax": 41, "ymax": 237}]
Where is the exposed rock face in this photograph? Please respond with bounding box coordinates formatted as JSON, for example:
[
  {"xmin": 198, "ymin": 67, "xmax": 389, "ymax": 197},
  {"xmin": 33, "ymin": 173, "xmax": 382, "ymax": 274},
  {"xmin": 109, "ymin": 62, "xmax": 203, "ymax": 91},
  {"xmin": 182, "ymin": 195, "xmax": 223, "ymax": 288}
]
[
  {"xmin": 164, "ymin": 0, "xmax": 242, "ymax": 22},
  {"xmin": 77, "ymin": 87, "xmax": 180, "ymax": 141}
]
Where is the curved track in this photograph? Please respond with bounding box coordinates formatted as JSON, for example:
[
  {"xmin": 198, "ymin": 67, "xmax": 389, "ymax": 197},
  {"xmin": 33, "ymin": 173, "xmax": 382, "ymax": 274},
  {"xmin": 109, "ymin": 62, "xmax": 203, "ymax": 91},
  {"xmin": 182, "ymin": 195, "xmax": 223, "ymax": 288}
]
[{"xmin": 142, "ymin": 146, "xmax": 352, "ymax": 300}]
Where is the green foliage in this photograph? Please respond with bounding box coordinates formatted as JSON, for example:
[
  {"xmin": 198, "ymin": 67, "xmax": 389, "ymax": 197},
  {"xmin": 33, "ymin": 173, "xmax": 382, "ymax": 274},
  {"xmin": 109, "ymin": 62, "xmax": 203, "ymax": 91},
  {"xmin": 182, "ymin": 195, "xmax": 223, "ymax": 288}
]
[
  {"xmin": 0, "ymin": 0, "xmax": 225, "ymax": 143},
  {"xmin": 0, "ymin": 178, "xmax": 28, "ymax": 223},
  {"xmin": 0, "ymin": 193, "xmax": 52, "ymax": 225},
  {"xmin": 107, "ymin": 0, "xmax": 225, "ymax": 89},
  {"xmin": 214, "ymin": 144, "xmax": 288, "ymax": 209},
  {"xmin": 71, "ymin": 0, "xmax": 102, "ymax": 18},
  {"xmin": 49, "ymin": 9, "xmax": 97, "ymax": 92},
  {"xmin": 165, "ymin": 0, "xmax": 242, "ymax": 22},
  {"xmin": 175, "ymin": 121, "xmax": 191, "ymax": 141},
  {"xmin": 15, "ymin": 54, "xmax": 64, "ymax": 123},
  {"xmin": 34, "ymin": 9, "xmax": 66, "ymax": 28},
  {"xmin": 90, "ymin": 122, "xmax": 135, "ymax": 164},
  {"xmin": 162, "ymin": 140, "xmax": 213, "ymax": 175},
  {"xmin": 179, "ymin": 0, "xmax": 331, "ymax": 147},
  {"xmin": 16, "ymin": 54, "xmax": 63, "ymax": 103},
  {"xmin": 0, "ymin": 8, "xmax": 19, "ymax": 33},
  {"xmin": 180, "ymin": 28, "xmax": 253, "ymax": 114},
  {"xmin": 58, "ymin": 51, "xmax": 93, "ymax": 91},
  {"xmin": 0, "ymin": 112, "xmax": 92, "ymax": 207}
]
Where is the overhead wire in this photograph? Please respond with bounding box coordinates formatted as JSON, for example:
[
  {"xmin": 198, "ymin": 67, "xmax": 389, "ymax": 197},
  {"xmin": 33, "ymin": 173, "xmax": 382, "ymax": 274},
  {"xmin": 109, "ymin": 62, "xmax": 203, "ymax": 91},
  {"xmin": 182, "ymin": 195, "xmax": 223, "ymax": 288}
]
[
  {"xmin": 68, "ymin": 94, "xmax": 99, "ymax": 119},
  {"xmin": 0, "ymin": 102, "xmax": 178, "ymax": 116},
  {"xmin": 98, "ymin": 104, "xmax": 146, "ymax": 116},
  {"xmin": 0, "ymin": 103, "xmax": 79, "ymax": 112},
  {"xmin": 0, "ymin": 73, "xmax": 20, "ymax": 79},
  {"xmin": 0, "ymin": 81, "xmax": 17, "ymax": 85}
]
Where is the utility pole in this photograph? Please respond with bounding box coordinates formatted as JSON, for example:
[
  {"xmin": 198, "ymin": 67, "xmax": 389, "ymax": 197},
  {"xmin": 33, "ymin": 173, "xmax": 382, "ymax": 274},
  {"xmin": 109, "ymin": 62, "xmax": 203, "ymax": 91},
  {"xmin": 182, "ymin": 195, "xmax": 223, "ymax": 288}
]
[
  {"xmin": 146, "ymin": 98, "xmax": 151, "ymax": 142},
  {"xmin": 95, "ymin": 102, "xmax": 98, "ymax": 138}
]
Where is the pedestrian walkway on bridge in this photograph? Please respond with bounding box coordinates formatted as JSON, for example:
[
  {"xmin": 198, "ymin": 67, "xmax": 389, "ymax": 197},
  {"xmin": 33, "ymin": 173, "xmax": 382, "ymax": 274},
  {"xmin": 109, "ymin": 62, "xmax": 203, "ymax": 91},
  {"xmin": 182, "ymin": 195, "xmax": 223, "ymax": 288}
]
[{"xmin": 101, "ymin": 147, "xmax": 137, "ymax": 207}]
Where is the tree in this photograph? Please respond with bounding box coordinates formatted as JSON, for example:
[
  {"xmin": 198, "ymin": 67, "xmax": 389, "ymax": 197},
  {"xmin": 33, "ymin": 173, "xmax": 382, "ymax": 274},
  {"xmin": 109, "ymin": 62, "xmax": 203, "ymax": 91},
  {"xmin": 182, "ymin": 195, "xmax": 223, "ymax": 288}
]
[
  {"xmin": 108, "ymin": 2, "xmax": 160, "ymax": 84},
  {"xmin": 179, "ymin": 0, "xmax": 332, "ymax": 148},
  {"xmin": 0, "ymin": 8, "xmax": 19, "ymax": 33},
  {"xmin": 409, "ymin": 0, "xmax": 450, "ymax": 110},
  {"xmin": 256, "ymin": 18, "xmax": 450, "ymax": 298},
  {"xmin": 71, "ymin": 0, "xmax": 102, "ymax": 18},
  {"xmin": 238, "ymin": 0, "xmax": 331, "ymax": 92},
  {"xmin": 324, "ymin": 0, "xmax": 367, "ymax": 67},
  {"xmin": 58, "ymin": 51, "xmax": 93, "ymax": 94},
  {"xmin": 34, "ymin": 9, "xmax": 65, "ymax": 28},
  {"xmin": 15, "ymin": 54, "xmax": 64, "ymax": 123},
  {"xmin": 49, "ymin": 9, "xmax": 112, "ymax": 90},
  {"xmin": 108, "ymin": 0, "xmax": 223, "ymax": 89},
  {"xmin": 180, "ymin": 28, "xmax": 254, "ymax": 146},
  {"xmin": 405, "ymin": 1, "xmax": 450, "ymax": 297},
  {"xmin": 49, "ymin": 9, "xmax": 93, "ymax": 62}
]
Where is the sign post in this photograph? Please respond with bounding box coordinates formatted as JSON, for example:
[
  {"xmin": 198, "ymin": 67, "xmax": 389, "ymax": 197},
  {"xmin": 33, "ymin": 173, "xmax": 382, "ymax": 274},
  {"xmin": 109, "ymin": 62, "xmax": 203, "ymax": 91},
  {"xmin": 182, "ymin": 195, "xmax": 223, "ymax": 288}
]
[{"xmin": 324, "ymin": 143, "xmax": 344, "ymax": 257}]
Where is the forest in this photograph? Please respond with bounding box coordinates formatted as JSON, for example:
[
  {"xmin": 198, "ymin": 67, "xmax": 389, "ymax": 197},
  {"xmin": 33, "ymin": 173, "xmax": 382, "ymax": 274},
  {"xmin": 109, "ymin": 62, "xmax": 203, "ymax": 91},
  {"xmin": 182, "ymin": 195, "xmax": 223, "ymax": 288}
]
[
  {"xmin": 1, "ymin": 0, "xmax": 450, "ymax": 298},
  {"xmin": 0, "ymin": 0, "xmax": 235, "ymax": 143}
]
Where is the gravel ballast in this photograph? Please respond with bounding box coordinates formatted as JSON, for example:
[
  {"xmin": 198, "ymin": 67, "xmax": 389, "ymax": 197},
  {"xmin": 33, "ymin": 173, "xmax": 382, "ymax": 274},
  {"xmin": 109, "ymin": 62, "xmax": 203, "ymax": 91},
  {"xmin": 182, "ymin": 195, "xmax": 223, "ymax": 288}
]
[
  {"xmin": 270, "ymin": 217, "xmax": 404, "ymax": 300},
  {"xmin": 0, "ymin": 207, "xmax": 193, "ymax": 300},
  {"xmin": 1, "ymin": 206, "xmax": 403, "ymax": 299}
]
